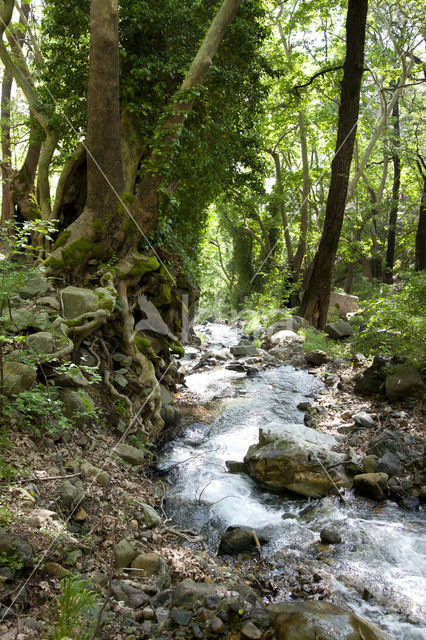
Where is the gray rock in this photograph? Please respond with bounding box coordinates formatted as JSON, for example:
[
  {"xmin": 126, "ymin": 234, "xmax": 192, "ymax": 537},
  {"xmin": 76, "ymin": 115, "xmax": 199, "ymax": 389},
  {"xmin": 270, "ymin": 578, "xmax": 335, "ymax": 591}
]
[
  {"xmin": 353, "ymin": 472, "xmax": 389, "ymax": 501},
  {"xmin": 111, "ymin": 579, "xmax": 149, "ymax": 608},
  {"xmin": 131, "ymin": 553, "xmax": 170, "ymax": 588},
  {"xmin": 2, "ymin": 361, "xmax": 37, "ymax": 395},
  {"xmin": 139, "ymin": 502, "xmax": 162, "ymax": 528},
  {"xmin": 230, "ymin": 345, "xmax": 258, "ymax": 357},
  {"xmin": 0, "ymin": 308, "xmax": 50, "ymax": 332},
  {"xmin": 385, "ymin": 366, "xmax": 424, "ymax": 400},
  {"xmin": 218, "ymin": 526, "xmax": 268, "ymax": 555},
  {"xmin": 37, "ymin": 296, "xmax": 60, "ymax": 311},
  {"xmin": 58, "ymin": 479, "xmax": 84, "ymax": 509},
  {"xmin": 62, "ymin": 388, "xmax": 95, "ymax": 425},
  {"xmin": 19, "ymin": 275, "xmax": 50, "ymax": 300},
  {"xmin": 324, "ymin": 321, "xmax": 353, "ymax": 339},
  {"xmin": 172, "ymin": 579, "xmax": 229, "ymax": 608},
  {"xmin": 270, "ymin": 330, "xmax": 300, "ymax": 346},
  {"xmin": 328, "ymin": 292, "xmax": 359, "ymax": 318},
  {"xmin": 80, "ymin": 462, "xmax": 109, "ymax": 487},
  {"xmin": 61, "ymin": 286, "xmax": 99, "ymax": 320},
  {"xmin": 353, "ymin": 411, "xmax": 375, "ymax": 428},
  {"xmin": 244, "ymin": 422, "xmax": 351, "ymax": 498},
  {"xmin": 320, "ymin": 528, "xmax": 342, "ymax": 544},
  {"xmin": 159, "ymin": 384, "xmax": 173, "ymax": 405},
  {"xmin": 367, "ymin": 430, "xmax": 403, "ymax": 458},
  {"xmin": 241, "ymin": 621, "xmax": 262, "ymax": 639},
  {"xmin": 171, "ymin": 607, "xmax": 193, "ymax": 626},
  {"xmin": 26, "ymin": 331, "xmax": 57, "ymax": 354},
  {"xmin": 115, "ymin": 539, "xmax": 138, "ymax": 569},
  {"xmin": 305, "ymin": 350, "xmax": 328, "ymax": 366},
  {"xmin": 0, "ymin": 528, "xmax": 12, "ymax": 553},
  {"xmin": 113, "ymin": 373, "xmax": 128, "ymax": 388},
  {"xmin": 363, "ymin": 455, "xmax": 378, "ymax": 473},
  {"xmin": 354, "ymin": 355, "xmax": 403, "ymax": 396},
  {"xmin": 376, "ymin": 452, "xmax": 401, "ymax": 477},
  {"xmin": 269, "ymin": 600, "xmax": 392, "ymax": 640},
  {"xmin": 116, "ymin": 443, "xmax": 145, "ymax": 466},
  {"xmin": 161, "ymin": 404, "xmax": 181, "ymax": 427}
]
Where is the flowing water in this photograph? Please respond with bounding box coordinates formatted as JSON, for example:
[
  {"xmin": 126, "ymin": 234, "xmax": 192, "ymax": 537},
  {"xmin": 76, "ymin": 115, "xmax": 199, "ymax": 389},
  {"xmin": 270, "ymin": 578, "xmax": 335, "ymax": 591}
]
[{"xmin": 161, "ymin": 323, "xmax": 426, "ymax": 639}]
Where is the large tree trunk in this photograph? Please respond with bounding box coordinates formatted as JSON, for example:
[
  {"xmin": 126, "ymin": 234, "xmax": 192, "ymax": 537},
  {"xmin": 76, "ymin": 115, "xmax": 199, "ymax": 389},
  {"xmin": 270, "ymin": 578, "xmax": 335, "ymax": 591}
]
[
  {"xmin": 48, "ymin": 0, "xmax": 243, "ymax": 278},
  {"xmin": 300, "ymin": 0, "xmax": 368, "ymax": 328},
  {"xmin": 384, "ymin": 97, "xmax": 400, "ymax": 283},
  {"xmin": 415, "ymin": 157, "xmax": 426, "ymax": 271}
]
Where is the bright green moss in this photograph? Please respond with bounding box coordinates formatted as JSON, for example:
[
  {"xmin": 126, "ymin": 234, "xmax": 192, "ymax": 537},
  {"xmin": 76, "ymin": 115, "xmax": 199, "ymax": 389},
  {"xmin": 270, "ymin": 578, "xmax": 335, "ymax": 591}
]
[
  {"xmin": 134, "ymin": 336, "xmax": 151, "ymax": 352},
  {"xmin": 91, "ymin": 220, "xmax": 105, "ymax": 234},
  {"xmin": 52, "ymin": 229, "xmax": 71, "ymax": 250},
  {"xmin": 129, "ymin": 255, "xmax": 160, "ymax": 279},
  {"xmin": 45, "ymin": 256, "xmax": 64, "ymax": 270},
  {"xmin": 62, "ymin": 238, "xmax": 93, "ymax": 267},
  {"xmin": 168, "ymin": 340, "xmax": 185, "ymax": 357},
  {"xmin": 124, "ymin": 218, "xmax": 137, "ymax": 235},
  {"xmin": 152, "ymin": 284, "xmax": 172, "ymax": 306}
]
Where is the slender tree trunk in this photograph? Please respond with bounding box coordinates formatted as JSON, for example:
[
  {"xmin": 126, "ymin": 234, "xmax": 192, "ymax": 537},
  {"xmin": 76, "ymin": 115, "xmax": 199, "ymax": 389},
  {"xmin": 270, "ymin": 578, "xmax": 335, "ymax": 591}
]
[
  {"xmin": 300, "ymin": 0, "xmax": 368, "ymax": 328},
  {"xmin": 1, "ymin": 69, "xmax": 13, "ymax": 223},
  {"xmin": 384, "ymin": 97, "xmax": 400, "ymax": 283},
  {"xmin": 344, "ymin": 224, "xmax": 363, "ymax": 293},
  {"xmin": 293, "ymin": 110, "xmax": 310, "ymax": 278},
  {"xmin": 268, "ymin": 149, "xmax": 294, "ymax": 266},
  {"xmin": 415, "ymin": 157, "xmax": 426, "ymax": 271}
]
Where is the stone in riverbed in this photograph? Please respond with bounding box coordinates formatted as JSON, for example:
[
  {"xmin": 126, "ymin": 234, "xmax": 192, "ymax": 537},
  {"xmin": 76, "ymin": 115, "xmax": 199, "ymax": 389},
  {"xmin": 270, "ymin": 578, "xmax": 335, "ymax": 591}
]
[
  {"xmin": 375, "ymin": 452, "xmax": 401, "ymax": 477},
  {"xmin": 320, "ymin": 528, "xmax": 342, "ymax": 544},
  {"xmin": 243, "ymin": 422, "xmax": 351, "ymax": 498},
  {"xmin": 217, "ymin": 525, "xmax": 268, "ymax": 555},
  {"xmin": 268, "ymin": 600, "xmax": 393, "ymax": 640},
  {"xmin": 305, "ymin": 350, "xmax": 328, "ymax": 366},
  {"xmin": 353, "ymin": 472, "xmax": 389, "ymax": 501},
  {"xmin": 241, "ymin": 620, "xmax": 262, "ymax": 639},
  {"xmin": 230, "ymin": 344, "xmax": 258, "ymax": 357}
]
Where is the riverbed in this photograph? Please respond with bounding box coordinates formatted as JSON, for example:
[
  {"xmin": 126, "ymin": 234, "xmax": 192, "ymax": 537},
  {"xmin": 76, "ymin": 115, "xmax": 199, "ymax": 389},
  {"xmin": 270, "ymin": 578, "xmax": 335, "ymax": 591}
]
[{"xmin": 161, "ymin": 323, "xmax": 426, "ymax": 639}]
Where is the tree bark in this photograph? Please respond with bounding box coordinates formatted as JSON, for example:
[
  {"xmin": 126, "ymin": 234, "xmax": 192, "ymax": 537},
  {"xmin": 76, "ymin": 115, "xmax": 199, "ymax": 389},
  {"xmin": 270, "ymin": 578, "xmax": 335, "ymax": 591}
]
[
  {"xmin": 384, "ymin": 97, "xmax": 400, "ymax": 283},
  {"xmin": 49, "ymin": 0, "xmax": 244, "ymax": 277},
  {"xmin": 300, "ymin": 0, "xmax": 368, "ymax": 328},
  {"xmin": 293, "ymin": 110, "xmax": 310, "ymax": 278},
  {"xmin": 1, "ymin": 69, "xmax": 13, "ymax": 223},
  {"xmin": 268, "ymin": 149, "xmax": 294, "ymax": 266},
  {"xmin": 415, "ymin": 157, "xmax": 426, "ymax": 271}
]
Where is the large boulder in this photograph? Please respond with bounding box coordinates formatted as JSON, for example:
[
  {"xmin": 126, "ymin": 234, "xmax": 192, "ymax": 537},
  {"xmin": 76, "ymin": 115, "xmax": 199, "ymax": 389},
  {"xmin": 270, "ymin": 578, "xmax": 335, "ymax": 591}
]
[
  {"xmin": 0, "ymin": 308, "xmax": 50, "ymax": 332},
  {"xmin": 268, "ymin": 601, "xmax": 393, "ymax": 640},
  {"xmin": 172, "ymin": 579, "xmax": 229, "ymax": 608},
  {"xmin": 116, "ymin": 443, "xmax": 145, "ymax": 466},
  {"xmin": 328, "ymin": 292, "xmax": 359, "ymax": 318},
  {"xmin": 61, "ymin": 286, "xmax": 99, "ymax": 320},
  {"xmin": 61, "ymin": 388, "xmax": 95, "ymax": 425},
  {"xmin": 2, "ymin": 361, "xmax": 37, "ymax": 395},
  {"xmin": 243, "ymin": 423, "xmax": 351, "ymax": 498},
  {"xmin": 385, "ymin": 366, "xmax": 424, "ymax": 400},
  {"xmin": 324, "ymin": 321, "xmax": 353, "ymax": 339}
]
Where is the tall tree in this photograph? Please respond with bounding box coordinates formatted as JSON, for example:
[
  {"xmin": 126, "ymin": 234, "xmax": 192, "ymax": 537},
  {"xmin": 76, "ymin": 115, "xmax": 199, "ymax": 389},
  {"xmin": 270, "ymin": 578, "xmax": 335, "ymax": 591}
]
[
  {"xmin": 300, "ymin": 0, "xmax": 368, "ymax": 328},
  {"xmin": 384, "ymin": 96, "xmax": 401, "ymax": 283}
]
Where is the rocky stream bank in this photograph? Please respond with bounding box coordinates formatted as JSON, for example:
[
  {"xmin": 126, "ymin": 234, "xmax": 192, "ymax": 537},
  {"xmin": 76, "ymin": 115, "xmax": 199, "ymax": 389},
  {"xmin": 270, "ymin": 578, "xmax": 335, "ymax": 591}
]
[{"xmin": 0, "ymin": 303, "xmax": 425, "ymax": 639}]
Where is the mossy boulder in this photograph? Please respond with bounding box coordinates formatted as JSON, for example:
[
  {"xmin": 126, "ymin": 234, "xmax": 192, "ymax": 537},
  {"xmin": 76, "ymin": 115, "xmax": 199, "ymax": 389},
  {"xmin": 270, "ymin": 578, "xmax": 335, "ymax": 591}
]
[
  {"xmin": 61, "ymin": 388, "xmax": 95, "ymax": 425},
  {"xmin": 2, "ymin": 362, "xmax": 37, "ymax": 395},
  {"xmin": 0, "ymin": 308, "xmax": 50, "ymax": 332},
  {"xmin": 25, "ymin": 331, "xmax": 57, "ymax": 355}
]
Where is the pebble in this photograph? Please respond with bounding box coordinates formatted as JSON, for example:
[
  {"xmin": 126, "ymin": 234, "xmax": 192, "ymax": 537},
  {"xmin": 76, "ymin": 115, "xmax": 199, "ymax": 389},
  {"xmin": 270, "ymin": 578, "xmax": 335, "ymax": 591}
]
[
  {"xmin": 241, "ymin": 620, "xmax": 262, "ymax": 639},
  {"xmin": 211, "ymin": 616, "xmax": 224, "ymax": 633}
]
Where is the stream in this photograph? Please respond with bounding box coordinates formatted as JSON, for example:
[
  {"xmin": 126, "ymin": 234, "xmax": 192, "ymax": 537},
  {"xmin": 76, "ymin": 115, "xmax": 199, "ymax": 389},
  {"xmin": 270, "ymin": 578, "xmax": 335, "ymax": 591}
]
[{"xmin": 160, "ymin": 323, "xmax": 426, "ymax": 639}]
